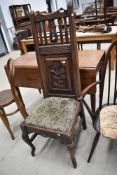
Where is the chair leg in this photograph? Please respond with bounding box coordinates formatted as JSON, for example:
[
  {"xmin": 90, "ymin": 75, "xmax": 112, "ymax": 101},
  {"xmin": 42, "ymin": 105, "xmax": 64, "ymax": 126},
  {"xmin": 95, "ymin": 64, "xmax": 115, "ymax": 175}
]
[
  {"xmin": 38, "ymin": 89, "xmax": 41, "ymax": 93},
  {"xmin": 87, "ymin": 132, "xmax": 100, "ymax": 163},
  {"xmin": 90, "ymin": 94, "xmax": 96, "ymax": 114},
  {"xmin": 79, "ymin": 105, "xmax": 87, "ymax": 130},
  {"xmin": 21, "ymin": 122, "xmax": 36, "ymax": 156},
  {"xmin": 67, "ymin": 143, "xmax": 77, "ymax": 168},
  {"xmin": 0, "ymin": 109, "xmax": 14, "ymax": 140}
]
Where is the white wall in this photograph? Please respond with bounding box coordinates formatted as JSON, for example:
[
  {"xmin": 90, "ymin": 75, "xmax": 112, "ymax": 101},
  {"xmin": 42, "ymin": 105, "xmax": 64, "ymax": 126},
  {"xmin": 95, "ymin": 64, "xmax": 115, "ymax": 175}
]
[
  {"xmin": 56, "ymin": 0, "xmax": 67, "ymax": 10},
  {"xmin": 51, "ymin": 0, "xmax": 67, "ymax": 11}
]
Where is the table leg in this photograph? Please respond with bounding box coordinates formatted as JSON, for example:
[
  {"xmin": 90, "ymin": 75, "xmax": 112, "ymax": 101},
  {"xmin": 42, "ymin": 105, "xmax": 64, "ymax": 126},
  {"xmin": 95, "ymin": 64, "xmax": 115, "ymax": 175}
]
[
  {"xmin": 97, "ymin": 43, "xmax": 101, "ymax": 50},
  {"xmin": 21, "ymin": 41, "xmax": 28, "ymax": 54},
  {"xmin": 12, "ymin": 86, "xmax": 28, "ymax": 119},
  {"xmin": 81, "ymin": 44, "xmax": 83, "ymax": 50},
  {"xmin": 38, "ymin": 89, "xmax": 41, "ymax": 93},
  {"xmin": 78, "ymin": 44, "xmax": 83, "ymax": 50},
  {"xmin": 90, "ymin": 94, "xmax": 95, "ymax": 113}
]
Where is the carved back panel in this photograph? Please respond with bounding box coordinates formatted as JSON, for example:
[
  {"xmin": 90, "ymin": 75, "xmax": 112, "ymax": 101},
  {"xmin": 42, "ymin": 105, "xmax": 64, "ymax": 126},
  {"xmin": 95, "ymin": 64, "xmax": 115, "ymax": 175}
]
[{"xmin": 30, "ymin": 0, "xmax": 81, "ymax": 98}]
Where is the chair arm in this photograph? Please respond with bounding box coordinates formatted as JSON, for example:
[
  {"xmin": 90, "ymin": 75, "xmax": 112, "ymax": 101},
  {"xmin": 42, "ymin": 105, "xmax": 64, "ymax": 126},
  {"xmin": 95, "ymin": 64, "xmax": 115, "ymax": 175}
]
[
  {"xmin": 77, "ymin": 81, "xmax": 101, "ymax": 101},
  {"xmin": 76, "ymin": 81, "xmax": 101, "ymax": 120}
]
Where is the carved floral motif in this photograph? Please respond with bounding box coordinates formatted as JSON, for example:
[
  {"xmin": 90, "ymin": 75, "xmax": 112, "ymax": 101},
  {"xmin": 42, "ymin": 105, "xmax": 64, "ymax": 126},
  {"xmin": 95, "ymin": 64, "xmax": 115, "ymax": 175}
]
[{"xmin": 50, "ymin": 61, "xmax": 67, "ymax": 89}]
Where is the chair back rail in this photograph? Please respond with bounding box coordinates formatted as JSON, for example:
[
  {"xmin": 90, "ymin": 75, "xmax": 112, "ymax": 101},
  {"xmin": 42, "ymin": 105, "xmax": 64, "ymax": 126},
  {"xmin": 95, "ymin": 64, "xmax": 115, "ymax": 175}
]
[{"xmin": 30, "ymin": 1, "xmax": 81, "ymax": 98}]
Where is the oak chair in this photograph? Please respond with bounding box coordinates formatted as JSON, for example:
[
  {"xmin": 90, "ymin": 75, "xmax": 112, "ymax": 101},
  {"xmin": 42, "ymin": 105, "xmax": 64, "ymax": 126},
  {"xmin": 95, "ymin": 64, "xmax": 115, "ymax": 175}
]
[
  {"xmin": 81, "ymin": 39, "xmax": 117, "ymax": 162},
  {"xmin": 0, "ymin": 86, "xmax": 27, "ymax": 140},
  {"xmin": 2, "ymin": 60, "xmax": 28, "ymax": 140},
  {"xmin": 18, "ymin": 1, "xmax": 87, "ymax": 168}
]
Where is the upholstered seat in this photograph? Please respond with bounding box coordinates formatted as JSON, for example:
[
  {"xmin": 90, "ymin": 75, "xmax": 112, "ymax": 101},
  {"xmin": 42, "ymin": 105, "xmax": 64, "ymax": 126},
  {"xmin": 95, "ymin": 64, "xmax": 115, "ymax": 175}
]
[
  {"xmin": 26, "ymin": 97, "xmax": 80, "ymax": 132},
  {"xmin": 100, "ymin": 105, "xmax": 117, "ymax": 139}
]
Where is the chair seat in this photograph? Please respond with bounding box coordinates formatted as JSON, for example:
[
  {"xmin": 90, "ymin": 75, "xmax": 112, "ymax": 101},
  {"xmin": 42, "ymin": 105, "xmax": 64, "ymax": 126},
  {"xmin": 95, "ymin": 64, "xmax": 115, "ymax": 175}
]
[
  {"xmin": 0, "ymin": 89, "xmax": 14, "ymax": 108},
  {"xmin": 26, "ymin": 97, "xmax": 80, "ymax": 132},
  {"xmin": 100, "ymin": 105, "xmax": 117, "ymax": 139}
]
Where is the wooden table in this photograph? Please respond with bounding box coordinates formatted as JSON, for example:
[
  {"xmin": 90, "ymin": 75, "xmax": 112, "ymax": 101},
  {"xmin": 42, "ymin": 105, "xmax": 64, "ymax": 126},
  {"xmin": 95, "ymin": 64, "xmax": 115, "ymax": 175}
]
[
  {"xmin": 21, "ymin": 26, "xmax": 117, "ymax": 69},
  {"xmin": 5, "ymin": 50, "xmax": 105, "ymax": 112},
  {"xmin": 76, "ymin": 26, "xmax": 117, "ymax": 45}
]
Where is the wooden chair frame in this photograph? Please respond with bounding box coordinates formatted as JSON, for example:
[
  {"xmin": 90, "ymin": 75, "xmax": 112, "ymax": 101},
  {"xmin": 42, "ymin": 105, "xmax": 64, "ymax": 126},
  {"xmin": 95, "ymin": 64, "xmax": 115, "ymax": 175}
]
[
  {"xmin": 80, "ymin": 39, "xmax": 117, "ymax": 162},
  {"xmin": 9, "ymin": 1, "xmax": 87, "ymax": 168}
]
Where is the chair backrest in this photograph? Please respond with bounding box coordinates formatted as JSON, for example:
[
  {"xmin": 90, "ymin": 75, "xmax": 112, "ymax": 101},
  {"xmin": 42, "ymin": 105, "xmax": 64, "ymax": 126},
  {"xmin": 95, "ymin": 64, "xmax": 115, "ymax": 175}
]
[
  {"xmin": 103, "ymin": 39, "xmax": 117, "ymax": 105},
  {"xmin": 30, "ymin": 0, "xmax": 81, "ymax": 98}
]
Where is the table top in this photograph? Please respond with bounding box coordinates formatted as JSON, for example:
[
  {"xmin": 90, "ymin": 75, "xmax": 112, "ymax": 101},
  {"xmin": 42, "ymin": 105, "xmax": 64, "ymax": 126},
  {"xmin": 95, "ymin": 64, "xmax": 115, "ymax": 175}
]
[
  {"xmin": 21, "ymin": 26, "xmax": 117, "ymax": 43},
  {"xmin": 76, "ymin": 26, "xmax": 117, "ymax": 38},
  {"xmin": 13, "ymin": 50, "xmax": 105, "ymax": 70}
]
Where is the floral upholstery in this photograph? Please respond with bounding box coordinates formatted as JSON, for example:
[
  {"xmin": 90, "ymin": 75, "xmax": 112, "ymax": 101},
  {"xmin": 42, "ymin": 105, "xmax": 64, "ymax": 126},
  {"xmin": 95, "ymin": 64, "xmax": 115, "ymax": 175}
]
[
  {"xmin": 100, "ymin": 105, "xmax": 117, "ymax": 139},
  {"xmin": 26, "ymin": 97, "xmax": 79, "ymax": 132}
]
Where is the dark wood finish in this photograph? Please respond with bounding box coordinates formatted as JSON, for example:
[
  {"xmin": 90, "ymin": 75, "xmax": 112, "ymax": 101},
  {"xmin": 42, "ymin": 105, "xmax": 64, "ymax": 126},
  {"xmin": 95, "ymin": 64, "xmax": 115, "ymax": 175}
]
[
  {"xmin": 0, "ymin": 89, "xmax": 27, "ymax": 140},
  {"xmin": 10, "ymin": 1, "xmax": 87, "ymax": 168},
  {"xmin": 15, "ymin": 29, "xmax": 32, "ymax": 55},
  {"xmin": 9, "ymin": 4, "xmax": 31, "ymax": 30},
  {"xmin": 9, "ymin": 4, "xmax": 32, "ymax": 55},
  {"xmin": 80, "ymin": 39, "xmax": 117, "ymax": 163},
  {"xmin": 106, "ymin": 0, "xmax": 113, "ymax": 6},
  {"xmin": 6, "ymin": 51, "xmax": 104, "ymax": 90},
  {"xmin": 46, "ymin": 0, "xmax": 52, "ymax": 12}
]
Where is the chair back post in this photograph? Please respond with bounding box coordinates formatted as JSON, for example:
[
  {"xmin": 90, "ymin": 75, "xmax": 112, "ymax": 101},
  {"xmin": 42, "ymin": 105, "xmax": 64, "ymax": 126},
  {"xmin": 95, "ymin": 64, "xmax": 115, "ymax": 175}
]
[
  {"xmin": 30, "ymin": 0, "xmax": 81, "ymax": 99},
  {"xmin": 68, "ymin": 0, "xmax": 81, "ymax": 97},
  {"xmin": 102, "ymin": 39, "xmax": 117, "ymax": 106}
]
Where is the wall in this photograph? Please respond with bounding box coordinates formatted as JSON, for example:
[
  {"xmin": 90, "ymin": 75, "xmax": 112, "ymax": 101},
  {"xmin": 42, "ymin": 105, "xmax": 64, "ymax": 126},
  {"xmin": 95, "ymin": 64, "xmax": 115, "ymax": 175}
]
[
  {"xmin": 51, "ymin": 0, "xmax": 67, "ymax": 11},
  {"xmin": 55, "ymin": 0, "xmax": 67, "ymax": 10},
  {"xmin": 0, "ymin": 4, "xmax": 13, "ymax": 51},
  {"xmin": 0, "ymin": 6, "xmax": 12, "ymax": 52}
]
